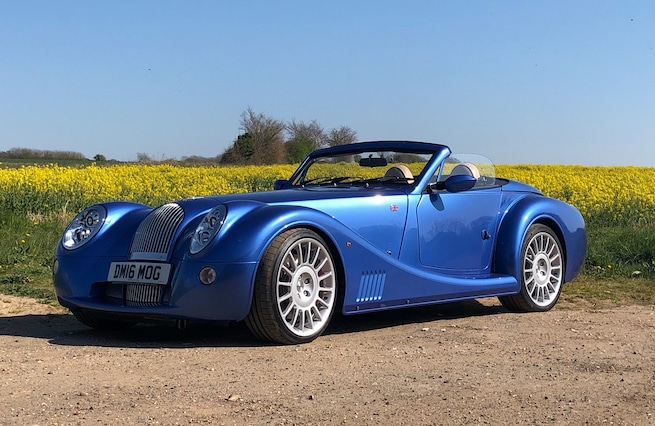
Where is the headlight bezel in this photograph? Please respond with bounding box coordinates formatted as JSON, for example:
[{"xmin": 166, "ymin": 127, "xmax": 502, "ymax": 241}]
[
  {"xmin": 190, "ymin": 204, "xmax": 227, "ymax": 255},
  {"xmin": 62, "ymin": 205, "xmax": 107, "ymax": 250}
]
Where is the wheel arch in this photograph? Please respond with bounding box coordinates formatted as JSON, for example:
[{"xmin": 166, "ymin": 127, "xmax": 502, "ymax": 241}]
[
  {"xmin": 531, "ymin": 215, "xmax": 568, "ymax": 276},
  {"xmin": 255, "ymin": 222, "xmax": 348, "ymax": 314},
  {"xmin": 493, "ymin": 196, "xmax": 577, "ymax": 284},
  {"xmin": 214, "ymin": 203, "xmax": 349, "ymax": 309},
  {"xmin": 245, "ymin": 223, "xmax": 347, "ymax": 343}
]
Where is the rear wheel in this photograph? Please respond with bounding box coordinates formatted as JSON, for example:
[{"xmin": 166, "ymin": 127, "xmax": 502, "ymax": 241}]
[
  {"xmin": 71, "ymin": 309, "xmax": 137, "ymax": 330},
  {"xmin": 246, "ymin": 228, "xmax": 337, "ymax": 344},
  {"xmin": 499, "ymin": 224, "xmax": 564, "ymax": 312}
]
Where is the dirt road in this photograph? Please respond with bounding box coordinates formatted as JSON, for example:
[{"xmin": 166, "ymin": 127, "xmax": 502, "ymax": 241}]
[{"xmin": 1, "ymin": 295, "xmax": 654, "ymax": 425}]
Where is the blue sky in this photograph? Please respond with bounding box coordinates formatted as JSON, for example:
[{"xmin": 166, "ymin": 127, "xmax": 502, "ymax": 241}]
[{"xmin": 1, "ymin": 1, "xmax": 653, "ymax": 165}]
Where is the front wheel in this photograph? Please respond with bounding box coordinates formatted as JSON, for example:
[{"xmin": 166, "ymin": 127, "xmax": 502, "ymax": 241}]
[
  {"xmin": 499, "ymin": 224, "xmax": 564, "ymax": 312},
  {"xmin": 245, "ymin": 228, "xmax": 338, "ymax": 344}
]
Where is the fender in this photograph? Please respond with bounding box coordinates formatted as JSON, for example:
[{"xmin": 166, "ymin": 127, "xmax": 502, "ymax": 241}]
[
  {"xmin": 494, "ymin": 195, "xmax": 586, "ymax": 283},
  {"xmin": 186, "ymin": 201, "xmax": 350, "ymax": 264},
  {"xmin": 56, "ymin": 202, "xmax": 152, "ymax": 258}
]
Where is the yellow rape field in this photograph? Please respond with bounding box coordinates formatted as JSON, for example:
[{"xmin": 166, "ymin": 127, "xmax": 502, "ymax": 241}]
[
  {"xmin": 0, "ymin": 163, "xmax": 295, "ymax": 216},
  {"xmin": 496, "ymin": 165, "xmax": 655, "ymax": 226},
  {"xmin": 1, "ymin": 163, "xmax": 654, "ymax": 226}
]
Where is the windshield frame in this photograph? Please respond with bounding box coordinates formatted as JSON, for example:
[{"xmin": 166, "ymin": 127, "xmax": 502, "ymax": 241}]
[{"xmin": 286, "ymin": 141, "xmax": 451, "ymax": 193}]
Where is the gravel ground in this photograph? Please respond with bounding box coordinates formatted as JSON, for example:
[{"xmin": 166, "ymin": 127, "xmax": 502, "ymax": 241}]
[{"xmin": 1, "ymin": 295, "xmax": 654, "ymax": 425}]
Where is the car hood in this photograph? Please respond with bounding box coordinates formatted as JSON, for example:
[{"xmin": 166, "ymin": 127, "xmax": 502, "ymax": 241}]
[{"xmin": 206, "ymin": 186, "xmax": 409, "ymax": 206}]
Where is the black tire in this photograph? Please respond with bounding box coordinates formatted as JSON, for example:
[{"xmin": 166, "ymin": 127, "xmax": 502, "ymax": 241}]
[
  {"xmin": 245, "ymin": 228, "xmax": 338, "ymax": 344},
  {"xmin": 71, "ymin": 309, "xmax": 137, "ymax": 330},
  {"xmin": 499, "ymin": 224, "xmax": 564, "ymax": 312}
]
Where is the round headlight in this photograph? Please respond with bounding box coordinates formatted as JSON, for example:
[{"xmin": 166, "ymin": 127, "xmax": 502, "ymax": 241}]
[
  {"xmin": 190, "ymin": 205, "xmax": 227, "ymax": 254},
  {"xmin": 62, "ymin": 205, "xmax": 107, "ymax": 250}
]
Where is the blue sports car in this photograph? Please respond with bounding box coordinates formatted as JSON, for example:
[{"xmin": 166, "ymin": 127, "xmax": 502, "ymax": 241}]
[{"xmin": 53, "ymin": 141, "xmax": 586, "ymax": 344}]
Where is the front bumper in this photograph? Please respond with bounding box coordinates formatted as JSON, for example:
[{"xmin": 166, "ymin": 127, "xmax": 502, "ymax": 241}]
[{"xmin": 53, "ymin": 255, "xmax": 258, "ymax": 322}]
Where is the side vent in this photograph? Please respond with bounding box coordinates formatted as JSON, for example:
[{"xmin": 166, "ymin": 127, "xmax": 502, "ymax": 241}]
[{"xmin": 356, "ymin": 270, "xmax": 386, "ymax": 303}]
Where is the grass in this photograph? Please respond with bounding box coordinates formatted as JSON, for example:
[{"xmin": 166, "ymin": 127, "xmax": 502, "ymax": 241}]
[
  {"xmin": 0, "ymin": 211, "xmax": 654, "ymax": 309},
  {"xmin": 563, "ymin": 275, "xmax": 655, "ymax": 306},
  {"xmin": 0, "ymin": 212, "xmax": 63, "ymax": 303}
]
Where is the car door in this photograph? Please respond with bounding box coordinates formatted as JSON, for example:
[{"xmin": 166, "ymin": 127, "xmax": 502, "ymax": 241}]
[{"xmin": 416, "ymin": 187, "xmax": 502, "ymax": 272}]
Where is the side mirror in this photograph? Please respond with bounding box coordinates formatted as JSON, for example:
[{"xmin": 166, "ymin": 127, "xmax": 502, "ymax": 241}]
[
  {"xmin": 444, "ymin": 174, "xmax": 477, "ymax": 193},
  {"xmin": 273, "ymin": 179, "xmax": 291, "ymax": 190}
]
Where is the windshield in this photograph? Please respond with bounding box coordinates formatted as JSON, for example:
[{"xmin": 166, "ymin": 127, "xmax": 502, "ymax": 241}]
[
  {"xmin": 293, "ymin": 150, "xmax": 434, "ymax": 187},
  {"xmin": 437, "ymin": 153, "xmax": 497, "ymax": 188}
]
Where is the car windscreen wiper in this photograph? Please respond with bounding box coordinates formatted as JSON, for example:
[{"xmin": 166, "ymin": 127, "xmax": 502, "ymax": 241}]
[{"xmin": 302, "ymin": 176, "xmax": 354, "ymax": 186}]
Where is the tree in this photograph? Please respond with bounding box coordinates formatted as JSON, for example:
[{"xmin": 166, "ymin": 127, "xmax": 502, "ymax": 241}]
[
  {"xmin": 326, "ymin": 126, "xmax": 358, "ymax": 147},
  {"xmin": 94, "ymin": 154, "xmax": 106, "ymax": 162},
  {"xmin": 221, "ymin": 108, "xmax": 285, "ymax": 164},
  {"xmin": 286, "ymin": 119, "xmax": 326, "ymax": 150},
  {"xmin": 220, "ymin": 132, "xmax": 254, "ymax": 164},
  {"xmin": 136, "ymin": 152, "xmax": 153, "ymax": 163},
  {"xmin": 220, "ymin": 110, "xmax": 359, "ymax": 164},
  {"xmin": 285, "ymin": 136, "xmax": 315, "ymax": 163}
]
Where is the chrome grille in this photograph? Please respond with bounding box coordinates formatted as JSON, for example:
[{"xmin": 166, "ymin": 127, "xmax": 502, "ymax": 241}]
[
  {"xmin": 130, "ymin": 203, "xmax": 184, "ymax": 261},
  {"xmin": 126, "ymin": 284, "xmax": 163, "ymax": 306}
]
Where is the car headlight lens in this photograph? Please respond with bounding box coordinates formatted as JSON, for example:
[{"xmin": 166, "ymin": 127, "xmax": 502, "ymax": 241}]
[
  {"xmin": 62, "ymin": 205, "xmax": 107, "ymax": 250},
  {"xmin": 190, "ymin": 205, "xmax": 227, "ymax": 254}
]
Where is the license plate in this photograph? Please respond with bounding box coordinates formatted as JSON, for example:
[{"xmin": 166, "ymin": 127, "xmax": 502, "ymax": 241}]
[{"xmin": 107, "ymin": 262, "xmax": 171, "ymax": 285}]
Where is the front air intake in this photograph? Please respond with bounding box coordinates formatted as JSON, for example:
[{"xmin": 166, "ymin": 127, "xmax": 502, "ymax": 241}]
[{"xmin": 129, "ymin": 203, "xmax": 185, "ymax": 261}]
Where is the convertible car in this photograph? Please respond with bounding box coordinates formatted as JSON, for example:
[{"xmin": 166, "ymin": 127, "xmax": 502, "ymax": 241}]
[{"xmin": 53, "ymin": 141, "xmax": 586, "ymax": 344}]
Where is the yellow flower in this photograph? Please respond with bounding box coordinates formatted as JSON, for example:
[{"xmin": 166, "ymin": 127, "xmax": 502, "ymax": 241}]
[{"xmin": 2, "ymin": 162, "xmax": 655, "ymax": 227}]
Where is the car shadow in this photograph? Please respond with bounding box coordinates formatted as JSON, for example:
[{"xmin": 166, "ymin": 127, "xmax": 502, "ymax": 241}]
[
  {"xmin": 327, "ymin": 298, "xmax": 506, "ymax": 336},
  {"xmin": 0, "ymin": 299, "xmax": 507, "ymax": 348},
  {"xmin": 0, "ymin": 313, "xmax": 259, "ymax": 348}
]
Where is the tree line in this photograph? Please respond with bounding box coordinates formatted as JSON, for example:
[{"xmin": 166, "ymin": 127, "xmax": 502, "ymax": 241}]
[
  {"xmin": 1, "ymin": 108, "xmax": 358, "ymax": 165},
  {"xmin": 0, "ymin": 147, "xmax": 88, "ymax": 161},
  {"xmin": 219, "ymin": 108, "xmax": 357, "ymax": 165}
]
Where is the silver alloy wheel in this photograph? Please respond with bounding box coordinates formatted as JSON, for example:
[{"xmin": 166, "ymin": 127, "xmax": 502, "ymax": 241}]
[
  {"xmin": 276, "ymin": 237, "xmax": 336, "ymax": 337},
  {"xmin": 522, "ymin": 231, "xmax": 563, "ymax": 307}
]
